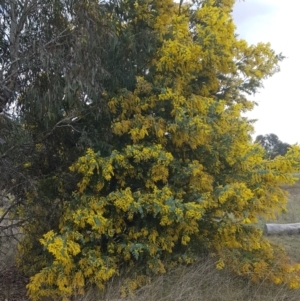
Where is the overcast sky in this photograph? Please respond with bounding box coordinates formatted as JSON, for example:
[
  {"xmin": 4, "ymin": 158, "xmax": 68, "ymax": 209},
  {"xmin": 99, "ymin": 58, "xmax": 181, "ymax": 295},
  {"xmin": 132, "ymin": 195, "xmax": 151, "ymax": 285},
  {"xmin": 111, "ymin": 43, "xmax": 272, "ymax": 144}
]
[{"xmin": 233, "ymin": 0, "xmax": 299, "ymax": 145}]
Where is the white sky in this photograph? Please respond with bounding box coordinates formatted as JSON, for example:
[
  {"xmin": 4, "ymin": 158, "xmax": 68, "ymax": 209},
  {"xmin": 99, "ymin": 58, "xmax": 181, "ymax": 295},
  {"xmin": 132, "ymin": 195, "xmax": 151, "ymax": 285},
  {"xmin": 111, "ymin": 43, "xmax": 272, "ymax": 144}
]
[{"xmin": 233, "ymin": 0, "xmax": 299, "ymax": 145}]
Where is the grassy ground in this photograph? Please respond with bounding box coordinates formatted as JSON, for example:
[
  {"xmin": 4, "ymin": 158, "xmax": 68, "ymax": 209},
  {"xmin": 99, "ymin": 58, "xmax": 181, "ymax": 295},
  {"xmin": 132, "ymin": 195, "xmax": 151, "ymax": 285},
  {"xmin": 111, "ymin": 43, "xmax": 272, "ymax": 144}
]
[
  {"xmin": 80, "ymin": 258, "xmax": 300, "ymax": 301},
  {"xmin": 1, "ymin": 180, "xmax": 300, "ymax": 301}
]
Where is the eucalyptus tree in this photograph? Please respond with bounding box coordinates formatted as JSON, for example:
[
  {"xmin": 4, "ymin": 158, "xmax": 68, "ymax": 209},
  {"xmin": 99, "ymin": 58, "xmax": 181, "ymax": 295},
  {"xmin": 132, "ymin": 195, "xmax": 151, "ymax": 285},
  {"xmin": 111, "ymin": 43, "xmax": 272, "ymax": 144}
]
[{"xmin": 1, "ymin": 0, "xmax": 161, "ymax": 275}]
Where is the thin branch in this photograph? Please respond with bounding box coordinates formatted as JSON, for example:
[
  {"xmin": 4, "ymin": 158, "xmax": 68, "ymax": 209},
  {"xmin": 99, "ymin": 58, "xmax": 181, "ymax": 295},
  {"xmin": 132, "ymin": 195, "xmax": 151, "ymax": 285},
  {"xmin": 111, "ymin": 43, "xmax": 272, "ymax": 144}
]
[
  {"xmin": 0, "ymin": 145, "xmax": 15, "ymax": 159},
  {"xmin": 0, "ymin": 219, "xmax": 25, "ymax": 231},
  {"xmin": 0, "ymin": 200, "xmax": 18, "ymax": 224},
  {"xmin": 40, "ymin": 115, "xmax": 82, "ymax": 142}
]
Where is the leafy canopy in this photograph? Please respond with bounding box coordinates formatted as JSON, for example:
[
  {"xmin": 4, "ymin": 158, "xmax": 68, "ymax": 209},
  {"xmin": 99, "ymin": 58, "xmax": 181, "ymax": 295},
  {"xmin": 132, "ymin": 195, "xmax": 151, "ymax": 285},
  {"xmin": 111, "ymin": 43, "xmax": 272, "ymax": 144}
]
[{"xmin": 255, "ymin": 133, "xmax": 291, "ymax": 159}]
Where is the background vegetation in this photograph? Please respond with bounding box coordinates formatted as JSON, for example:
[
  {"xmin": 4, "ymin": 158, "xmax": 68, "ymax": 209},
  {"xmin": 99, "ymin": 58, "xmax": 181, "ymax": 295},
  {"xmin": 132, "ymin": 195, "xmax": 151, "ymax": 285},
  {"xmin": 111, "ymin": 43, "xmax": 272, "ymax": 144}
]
[{"xmin": 255, "ymin": 134, "xmax": 291, "ymax": 159}]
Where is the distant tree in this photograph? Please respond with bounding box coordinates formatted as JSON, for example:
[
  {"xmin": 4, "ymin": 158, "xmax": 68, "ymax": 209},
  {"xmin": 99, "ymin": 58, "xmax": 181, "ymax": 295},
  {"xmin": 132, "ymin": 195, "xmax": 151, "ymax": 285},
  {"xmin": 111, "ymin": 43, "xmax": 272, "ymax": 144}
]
[{"xmin": 255, "ymin": 134, "xmax": 291, "ymax": 159}]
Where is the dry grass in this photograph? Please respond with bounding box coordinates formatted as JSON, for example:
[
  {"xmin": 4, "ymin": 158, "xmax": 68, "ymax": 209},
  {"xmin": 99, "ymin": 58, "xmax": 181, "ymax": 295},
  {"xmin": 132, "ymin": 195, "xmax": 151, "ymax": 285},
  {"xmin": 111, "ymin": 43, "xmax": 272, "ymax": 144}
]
[{"xmin": 76, "ymin": 258, "xmax": 300, "ymax": 301}]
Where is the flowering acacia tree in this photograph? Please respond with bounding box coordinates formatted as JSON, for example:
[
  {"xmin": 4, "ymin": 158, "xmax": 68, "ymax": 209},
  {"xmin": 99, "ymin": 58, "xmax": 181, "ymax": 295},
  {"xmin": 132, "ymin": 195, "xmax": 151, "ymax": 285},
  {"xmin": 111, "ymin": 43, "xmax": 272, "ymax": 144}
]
[{"xmin": 25, "ymin": 0, "xmax": 300, "ymax": 300}]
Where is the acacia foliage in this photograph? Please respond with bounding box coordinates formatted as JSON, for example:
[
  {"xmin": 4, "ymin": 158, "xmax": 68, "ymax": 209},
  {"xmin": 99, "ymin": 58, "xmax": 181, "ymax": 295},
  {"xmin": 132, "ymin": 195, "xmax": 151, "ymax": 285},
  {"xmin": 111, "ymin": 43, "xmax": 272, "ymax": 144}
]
[{"xmin": 17, "ymin": 0, "xmax": 300, "ymax": 299}]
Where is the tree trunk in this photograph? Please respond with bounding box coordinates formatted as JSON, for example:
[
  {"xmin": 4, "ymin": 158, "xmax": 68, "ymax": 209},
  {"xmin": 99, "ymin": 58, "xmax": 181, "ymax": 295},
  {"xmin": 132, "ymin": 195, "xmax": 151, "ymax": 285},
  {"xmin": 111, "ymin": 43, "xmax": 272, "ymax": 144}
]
[{"xmin": 264, "ymin": 223, "xmax": 300, "ymax": 235}]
